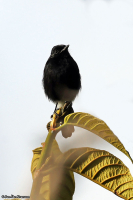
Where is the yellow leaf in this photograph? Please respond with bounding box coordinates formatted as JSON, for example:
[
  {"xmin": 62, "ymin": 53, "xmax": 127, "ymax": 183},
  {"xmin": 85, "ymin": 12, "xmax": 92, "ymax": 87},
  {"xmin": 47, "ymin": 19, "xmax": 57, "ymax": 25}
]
[
  {"xmin": 55, "ymin": 147, "xmax": 133, "ymax": 200},
  {"xmin": 30, "ymin": 140, "xmax": 75, "ymax": 200},
  {"xmin": 55, "ymin": 112, "xmax": 133, "ymax": 163}
]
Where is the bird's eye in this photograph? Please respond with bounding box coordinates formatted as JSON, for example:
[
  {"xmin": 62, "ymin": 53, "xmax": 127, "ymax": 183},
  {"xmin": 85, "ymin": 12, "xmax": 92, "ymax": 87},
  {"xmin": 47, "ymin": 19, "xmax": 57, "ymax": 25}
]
[{"xmin": 54, "ymin": 50, "xmax": 59, "ymax": 54}]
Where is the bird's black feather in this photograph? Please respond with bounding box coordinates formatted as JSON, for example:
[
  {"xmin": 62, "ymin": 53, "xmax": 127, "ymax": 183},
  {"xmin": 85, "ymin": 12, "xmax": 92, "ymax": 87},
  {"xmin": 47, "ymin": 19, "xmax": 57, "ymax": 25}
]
[{"xmin": 42, "ymin": 45, "xmax": 81, "ymax": 102}]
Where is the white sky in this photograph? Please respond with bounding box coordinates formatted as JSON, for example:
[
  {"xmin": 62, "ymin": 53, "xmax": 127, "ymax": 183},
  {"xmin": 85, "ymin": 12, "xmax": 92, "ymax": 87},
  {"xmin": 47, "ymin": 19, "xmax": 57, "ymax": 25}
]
[{"xmin": 0, "ymin": 0, "xmax": 133, "ymax": 199}]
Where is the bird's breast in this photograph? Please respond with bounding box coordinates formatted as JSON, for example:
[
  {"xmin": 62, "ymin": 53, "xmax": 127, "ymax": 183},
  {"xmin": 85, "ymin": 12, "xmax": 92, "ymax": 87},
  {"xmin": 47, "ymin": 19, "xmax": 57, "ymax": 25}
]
[{"xmin": 54, "ymin": 85, "xmax": 79, "ymax": 102}]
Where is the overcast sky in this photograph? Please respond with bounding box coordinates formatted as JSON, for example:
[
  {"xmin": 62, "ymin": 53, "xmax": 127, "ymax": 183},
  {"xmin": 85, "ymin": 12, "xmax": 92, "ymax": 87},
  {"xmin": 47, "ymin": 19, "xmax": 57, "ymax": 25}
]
[{"xmin": 0, "ymin": 0, "xmax": 133, "ymax": 199}]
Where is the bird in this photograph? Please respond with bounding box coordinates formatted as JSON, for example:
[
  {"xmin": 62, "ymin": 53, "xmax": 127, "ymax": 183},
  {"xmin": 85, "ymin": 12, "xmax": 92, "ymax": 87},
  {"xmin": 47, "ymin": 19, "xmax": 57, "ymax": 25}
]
[{"xmin": 42, "ymin": 44, "xmax": 81, "ymax": 131}]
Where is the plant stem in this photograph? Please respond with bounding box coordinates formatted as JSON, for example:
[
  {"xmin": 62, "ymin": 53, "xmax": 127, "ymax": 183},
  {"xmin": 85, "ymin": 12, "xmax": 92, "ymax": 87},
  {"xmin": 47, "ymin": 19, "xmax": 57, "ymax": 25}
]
[
  {"xmin": 30, "ymin": 130, "xmax": 57, "ymax": 200},
  {"xmin": 36, "ymin": 130, "xmax": 57, "ymax": 170}
]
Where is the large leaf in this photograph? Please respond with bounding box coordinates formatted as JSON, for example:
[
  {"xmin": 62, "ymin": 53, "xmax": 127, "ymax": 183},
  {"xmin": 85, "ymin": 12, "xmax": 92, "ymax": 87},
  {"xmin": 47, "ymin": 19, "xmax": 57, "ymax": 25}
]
[
  {"xmin": 30, "ymin": 140, "xmax": 75, "ymax": 200},
  {"xmin": 55, "ymin": 112, "xmax": 133, "ymax": 163},
  {"xmin": 55, "ymin": 147, "xmax": 133, "ymax": 200},
  {"xmin": 39, "ymin": 167, "xmax": 75, "ymax": 200}
]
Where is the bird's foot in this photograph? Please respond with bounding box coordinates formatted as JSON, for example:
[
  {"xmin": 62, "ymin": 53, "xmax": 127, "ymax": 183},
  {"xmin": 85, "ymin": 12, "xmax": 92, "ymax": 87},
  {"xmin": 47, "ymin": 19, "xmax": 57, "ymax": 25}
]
[
  {"xmin": 50, "ymin": 107, "xmax": 62, "ymax": 130},
  {"xmin": 48, "ymin": 101, "xmax": 74, "ymax": 132},
  {"xmin": 63, "ymin": 101, "xmax": 72, "ymax": 113}
]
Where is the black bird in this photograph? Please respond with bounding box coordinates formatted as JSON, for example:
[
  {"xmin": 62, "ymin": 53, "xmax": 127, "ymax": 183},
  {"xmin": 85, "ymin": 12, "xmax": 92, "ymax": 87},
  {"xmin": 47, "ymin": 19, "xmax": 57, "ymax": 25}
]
[{"xmin": 42, "ymin": 44, "xmax": 81, "ymax": 130}]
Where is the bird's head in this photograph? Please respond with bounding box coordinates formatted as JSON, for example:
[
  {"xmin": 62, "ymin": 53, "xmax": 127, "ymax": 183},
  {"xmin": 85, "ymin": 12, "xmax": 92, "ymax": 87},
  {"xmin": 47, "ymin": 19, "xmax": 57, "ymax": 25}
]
[{"xmin": 50, "ymin": 45, "xmax": 69, "ymax": 58}]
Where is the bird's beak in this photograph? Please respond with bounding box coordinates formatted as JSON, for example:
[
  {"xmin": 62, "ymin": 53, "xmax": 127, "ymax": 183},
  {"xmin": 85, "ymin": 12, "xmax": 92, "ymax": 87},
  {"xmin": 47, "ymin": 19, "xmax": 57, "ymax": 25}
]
[{"xmin": 60, "ymin": 45, "xmax": 69, "ymax": 53}]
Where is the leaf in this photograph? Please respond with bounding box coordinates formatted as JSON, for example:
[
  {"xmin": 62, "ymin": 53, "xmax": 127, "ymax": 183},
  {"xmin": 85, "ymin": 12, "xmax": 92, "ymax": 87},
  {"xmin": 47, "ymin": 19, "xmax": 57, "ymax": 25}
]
[
  {"xmin": 55, "ymin": 147, "xmax": 133, "ymax": 200},
  {"xmin": 39, "ymin": 167, "xmax": 75, "ymax": 200},
  {"xmin": 31, "ymin": 147, "xmax": 42, "ymax": 179},
  {"xmin": 30, "ymin": 140, "xmax": 75, "ymax": 200},
  {"xmin": 55, "ymin": 112, "xmax": 133, "ymax": 163}
]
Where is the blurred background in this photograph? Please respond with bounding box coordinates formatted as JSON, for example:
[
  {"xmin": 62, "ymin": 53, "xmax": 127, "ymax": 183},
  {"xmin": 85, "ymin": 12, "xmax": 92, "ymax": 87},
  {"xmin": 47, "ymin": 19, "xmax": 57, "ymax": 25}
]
[{"xmin": 0, "ymin": 0, "xmax": 133, "ymax": 199}]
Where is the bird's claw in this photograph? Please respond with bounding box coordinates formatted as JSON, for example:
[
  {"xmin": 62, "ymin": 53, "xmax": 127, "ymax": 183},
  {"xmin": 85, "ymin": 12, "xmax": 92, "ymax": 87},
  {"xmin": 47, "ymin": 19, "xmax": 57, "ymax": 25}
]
[
  {"xmin": 50, "ymin": 108, "xmax": 62, "ymax": 130},
  {"xmin": 50, "ymin": 127, "xmax": 56, "ymax": 131},
  {"xmin": 49, "ymin": 101, "xmax": 74, "ymax": 131},
  {"xmin": 63, "ymin": 101, "xmax": 72, "ymax": 112}
]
